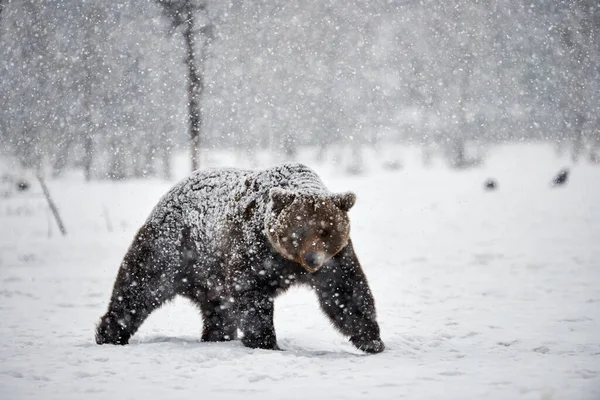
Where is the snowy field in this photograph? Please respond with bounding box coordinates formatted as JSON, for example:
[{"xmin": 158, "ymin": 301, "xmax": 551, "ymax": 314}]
[{"xmin": 1, "ymin": 143, "xmax": 599, "ymax": 400}]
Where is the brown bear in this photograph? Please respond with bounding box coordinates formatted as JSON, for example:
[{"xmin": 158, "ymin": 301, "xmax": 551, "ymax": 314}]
[{"xmin": 95, "ymin": 163, "xmax": 384, "ymax": 354}]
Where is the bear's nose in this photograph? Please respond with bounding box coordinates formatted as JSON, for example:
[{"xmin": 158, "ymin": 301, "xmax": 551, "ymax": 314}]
[{"xmin": 303, "ymin": 252, "xmax": 321, "ymax": 268}]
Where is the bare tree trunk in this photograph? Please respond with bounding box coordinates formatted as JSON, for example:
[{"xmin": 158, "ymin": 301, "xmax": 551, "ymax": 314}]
[
  {"xmin": 82, "ymin": 8, "xmax": 96, "ymax": 182},
  {"xmin": 590, "ymin": 121, "xmax": 600, "ymax": 163},
  {"xmin": 161, "ymin": 145, "xmax": 172, "ymax": 180},
  {"xmin": 156, "ymin": 1, "xmax": 213, "ymax": 172},
  {"xmin": 108, "ymin": 135, "xmax": 127, "ymax": 180},
  {"xmin": 0, "ymin": 0, "xmax": 5, "ymax": 27},
  {"xmin": 37, "ymin": 175, "xmax": 67, "ymax": 236},
  {"xmin": 450, "ymin": 46, "xmax": 471, "ymax": 168},
  {"xmin": 561, "ymin": 1, "xmax": 598, "ymax": 162},
  {"xmin": 52, "ymin": 131, "xmax": 74, "ymax": 177},
  {"xmin": 183, "ymin": 9, "xmax": 203, "ymax": 172},
  {"xmin": 571, "ymin": 111, "xmax": 585, "ymax": 163},
  {"xmin": 143, "ymin": 143, "xmax": 156, "ymax": 178},
  {"xmin": 83, "ymin": 134, "xmax": 94, "ymax": 181}
]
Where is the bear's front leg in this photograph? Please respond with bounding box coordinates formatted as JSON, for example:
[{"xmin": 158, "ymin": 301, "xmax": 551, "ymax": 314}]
[
  {"xmin": 235, "ymin": 289, "xmax": 279, "ymax": 350},
  {"xmin": 310, "ymin": 240, "xmax": 384, "ymax": 354}
]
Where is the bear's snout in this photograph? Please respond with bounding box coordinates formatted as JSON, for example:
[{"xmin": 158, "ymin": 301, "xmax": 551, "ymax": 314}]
[{"xmin": 303, "ymin": 251, "xmax": 324, "ymax": 271}]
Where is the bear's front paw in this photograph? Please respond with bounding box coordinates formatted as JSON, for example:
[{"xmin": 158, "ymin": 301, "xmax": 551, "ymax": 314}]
[
  {"xmin": 351, "ymin": 337, "xmax": 385, "ymax": 354},
  {"xmin": 95, "ymin": 315, "xmax": 130, "ymax": 345}
]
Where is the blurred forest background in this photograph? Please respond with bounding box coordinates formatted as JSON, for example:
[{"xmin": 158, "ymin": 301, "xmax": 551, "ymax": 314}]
[{"xmin": 0, "ymin": 0, "xmax": 599, "ymax": 180}]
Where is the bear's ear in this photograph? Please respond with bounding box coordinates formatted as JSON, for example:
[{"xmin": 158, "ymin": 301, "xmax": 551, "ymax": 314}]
[
  {"xmin": 331, "ymin": 191, "xmax": 356, "ymax": 212},
  {"xmin": 269, "ymin": 187, "xmax": 296, "ymax": 214}
]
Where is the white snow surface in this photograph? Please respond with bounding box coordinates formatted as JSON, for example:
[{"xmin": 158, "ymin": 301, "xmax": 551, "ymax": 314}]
[{"xmin": 1, "ymin": 143, "xmax": 599, "ymax": 400}]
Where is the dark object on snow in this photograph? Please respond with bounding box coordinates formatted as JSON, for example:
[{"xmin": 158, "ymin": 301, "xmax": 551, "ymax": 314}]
[
  {"xmin": 96, "ymin": 163, "xmax": 384, "ymax": 354},
  {"xmin": 484, "ymin": 179, "xmax": 497, "ymax": 191},
  {"xmin": 551, "ymin": 168, "xmax": 569, "ymax": 187},
  {"xmin": 16, "ymin": 179, "xmax": 30, "ymax": 191},
  {"xmin": 382, "ymin": 160, "xmax": 403, "ymax": 171}
]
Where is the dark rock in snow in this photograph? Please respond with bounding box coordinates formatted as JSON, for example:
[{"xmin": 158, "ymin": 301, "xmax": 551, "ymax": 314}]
[
  {"xmin": 551, "ymin": 168, "xmax": 569, "ymax": 187},
  {"xmin": 16, "ymin": 180, "xmax": 30, "ymax": 192},
  {"xmin": 484, "ymin": 179, "xmax": 497, "ymax": 191}
]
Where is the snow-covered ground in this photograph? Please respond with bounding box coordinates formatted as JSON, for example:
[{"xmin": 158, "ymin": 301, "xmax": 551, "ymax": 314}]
[{"xmin": 1, "ymin": 143, "xmax": 599, "ymax": 400}]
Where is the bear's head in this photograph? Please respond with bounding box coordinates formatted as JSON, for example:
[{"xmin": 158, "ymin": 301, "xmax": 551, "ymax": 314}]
[{"xmin": 265, "ymin": 187, "xmax": 356, "ymax": 273}]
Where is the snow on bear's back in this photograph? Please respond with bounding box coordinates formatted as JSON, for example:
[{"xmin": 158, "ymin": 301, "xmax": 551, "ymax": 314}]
[{"xmin": 146, "ymin": 163, "xmax": 328, "ymax": 230}]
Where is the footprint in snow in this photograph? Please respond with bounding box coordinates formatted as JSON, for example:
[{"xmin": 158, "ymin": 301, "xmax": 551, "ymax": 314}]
[
  {"xmin": 439, "ymin": 370, "xmax": 464, "ymax": 376},
  {"xmin": 497, "ymin": 340, "xmax": 519, "ymax": 347}
]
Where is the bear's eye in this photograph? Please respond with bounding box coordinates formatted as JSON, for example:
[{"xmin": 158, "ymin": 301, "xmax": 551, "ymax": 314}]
[{"xmin": 319, "ymin": 229, "xmax": 329, "ymax": 238}]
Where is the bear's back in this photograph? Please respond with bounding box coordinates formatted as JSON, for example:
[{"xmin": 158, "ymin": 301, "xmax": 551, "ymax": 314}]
[
  {"xmin": 147, "ymin": 163, "xmax": 328, "ymax": 232},
  {"xmin": 147, "ymin": 167, "xmax": 250, "ymax": 228}
]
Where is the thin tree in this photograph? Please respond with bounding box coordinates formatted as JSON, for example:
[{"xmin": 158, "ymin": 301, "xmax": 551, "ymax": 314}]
[
  {"xmin": 555, "ymin": 1, "xmax": 600, "ymax": 162},
  {"xmin": 0, "ymin": 0, "xmax": 5, "ymax": 26},
  {"xmin": 156, "ymin": 0, "xmax": 213, "ymax": 172},
  {"xmin": 37, "ymin": 174, "xmax": 67, "ymax": 236},
  {"xmin": 82, "ymin": 14, "xmax": 95, "ymax": 181},
  {"xmin": 80, "ymin": 2, "xmax": 106, "ymax": 181}
]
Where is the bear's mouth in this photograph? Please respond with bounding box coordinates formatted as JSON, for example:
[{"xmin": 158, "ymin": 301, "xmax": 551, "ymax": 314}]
[{"xmin": 301, "ymin": 264, "xmax": 319, "ymax": 273}]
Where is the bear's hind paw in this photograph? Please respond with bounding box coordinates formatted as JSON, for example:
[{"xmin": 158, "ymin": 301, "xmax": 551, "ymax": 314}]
[
  {"xmin": 352, "ymin": 338, "xmax": 385, "ymax": 354},
  {"xmin": 241, "ymin": 336, "xmax": 280, "ymax": 351},
  {"xmin": 95, "ymin": 316, "xmax": 131, "ymax": 345}
]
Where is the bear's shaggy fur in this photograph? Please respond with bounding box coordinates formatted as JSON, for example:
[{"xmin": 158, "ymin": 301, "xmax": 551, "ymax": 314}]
[{"xmin": 96, "ymin": 163, "xmax": 384, "ymax": 353}]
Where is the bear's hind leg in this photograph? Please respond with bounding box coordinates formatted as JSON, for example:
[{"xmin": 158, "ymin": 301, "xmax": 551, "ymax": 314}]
[
  {"xmin": 178, "ymin": 284, "xmax": 237, "ymax": 342},
  {"xmin": 96, "ymin": 284, "xmax": 175, "ymax": 345},
  {"xmin": 236, "ymin": 290, "xmax": 279, "ymax": 350},
  {"xmin": 200, "ymin": 298, "xmax": 237, "ymax": 342},
  {"xmin": 96, "ymin": 225, "xmax": 176, "ymax": 345}
]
